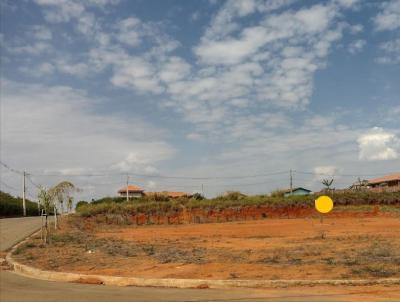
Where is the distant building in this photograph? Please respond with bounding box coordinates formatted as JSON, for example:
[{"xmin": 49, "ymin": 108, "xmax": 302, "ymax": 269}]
[
  {"xmin": 118, "ymin": 185, "xmax": 144, "ymax": 198},
  {"xmin": 284, "ymin": 187, "xmax": 312, "ymax": 197},
  {"xmin": 368, "ymin": 173, "xmax": 400, "ymax": 191},
  {"xmin": 145, "ymin": 191, "xmax": 193, "ymax": 198}
]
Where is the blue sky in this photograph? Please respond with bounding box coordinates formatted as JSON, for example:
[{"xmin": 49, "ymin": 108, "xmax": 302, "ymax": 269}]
[{"xmin": 1, "ymin": 0, "xmax": 399, "ymax": 200}]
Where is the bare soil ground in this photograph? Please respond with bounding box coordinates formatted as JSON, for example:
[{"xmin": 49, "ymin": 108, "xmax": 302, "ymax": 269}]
[{"xmin": 12, "ymin": 212, "xmax": 400, "ymax": 282}]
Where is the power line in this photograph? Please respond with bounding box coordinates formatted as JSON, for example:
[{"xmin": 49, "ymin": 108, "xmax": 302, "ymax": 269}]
[
  {"xmin": 28, "ymin": 170, "xmax": 290, "ymax": 180},
  {"xmin": 25, "ymin": 175, "xmax": 41, "ymax": 189},
  {"xmin": 24, "ymin": 168, "xmax": 400, "ymax": 180},
  {"xmin": 1, "ymin": 160, "xmax": 398, "ymax": 184},
  {"xmin": 0, "ymin": 161, "xmax": 23, "ymax": 175},
  {"xmin": 0, "ymin": 180, "xmax": 19, "ymax": 191},
  {"xmin": 293, "ymin": 171, "xmax": 397, "ymax": 177}
]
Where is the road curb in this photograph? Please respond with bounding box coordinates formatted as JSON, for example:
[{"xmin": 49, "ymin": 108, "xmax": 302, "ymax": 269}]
[{"xmin": 6, "ymin": 234, "xmax": 400, "ymax": 289}]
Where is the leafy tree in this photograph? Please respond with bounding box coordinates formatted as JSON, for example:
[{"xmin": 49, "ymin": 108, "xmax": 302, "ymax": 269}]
[
  {"xmin": 38, "ymin": 186, "xmax": 52, "ymax": 214},
  {"xmin": 48, "ymin": 181, "xmax": 77, "ymax": 213}
]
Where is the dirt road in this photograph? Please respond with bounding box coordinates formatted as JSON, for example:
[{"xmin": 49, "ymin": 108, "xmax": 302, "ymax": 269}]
[{"xmin": 1, "ymin": 217, "xmax": 399, "ymax": 301}]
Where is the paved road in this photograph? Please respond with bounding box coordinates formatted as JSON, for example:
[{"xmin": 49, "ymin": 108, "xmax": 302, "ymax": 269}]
[
  {"xmin": 0, "ymin": 216, "xmax": 42, "ymax": 251},
  {"xmin": 1, "ymin": 217, "xmax": 399, "ymax": 302}
]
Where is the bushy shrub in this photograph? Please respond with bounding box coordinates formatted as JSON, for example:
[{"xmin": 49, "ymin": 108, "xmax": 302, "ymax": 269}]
[
  {"xmin": 270, "ymin": 189, "xmax": 286, "ymax": 197},
  {"xmin": 191, "ymin": 193, "xmax": 205, "ymax": 200},
  {"xmin": 75, "ymin": 200, "xmax": 89, "ymax": 210},
  {"xmin": 91, "ymin": 197, "xmax": 126, "ymax": 204}
]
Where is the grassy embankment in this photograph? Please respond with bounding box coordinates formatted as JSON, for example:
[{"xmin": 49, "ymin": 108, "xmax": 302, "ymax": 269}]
[
  {"xmin": 76, "ymin": 191, "xmax": 400, "ymax": 217},
  {"xmin": 0, "ymin": 191, "xmax": 39, "ymax": 217}
]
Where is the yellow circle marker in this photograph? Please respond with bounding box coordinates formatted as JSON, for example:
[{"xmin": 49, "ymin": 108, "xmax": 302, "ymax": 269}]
[{"xmin": 315, "ymin": 195, "xmax": 334, "ymax": 214}]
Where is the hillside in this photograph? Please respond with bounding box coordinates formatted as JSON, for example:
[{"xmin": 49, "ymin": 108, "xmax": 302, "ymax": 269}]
[{"xmin": 0, "ymin": 191, "xmax": 39, "ymax": 217}]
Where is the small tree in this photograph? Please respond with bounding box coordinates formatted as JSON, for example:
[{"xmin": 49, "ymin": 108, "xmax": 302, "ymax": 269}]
[
  {"xmin": 37, "ymin": 181, "xmax": 79, "ymax": 243},
  {"xmin": 37, "ymin": 187, "xmax": 52, "ymax": 244},
  {"xmin": 322, "ymin": 178, "xmax": 334, "ymax": 192},
  {"xmin": 48, "ymin": 181, "xmax": 78, "ymax": 229}
]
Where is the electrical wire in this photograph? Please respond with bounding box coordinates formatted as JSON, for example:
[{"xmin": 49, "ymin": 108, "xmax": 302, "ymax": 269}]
[
  {"xmin": 0, "ymin": 161, "xmax": 23, "ymax": 175},
  {"xmin": 293, "ymin": 171, "xmax": 396, "ymax": 178},
  {"xmin": 25, "ymin": 175, "xmax": 42, "ymax": 189},
  {"xmin": 1, "ymin": 161, "xmax": 397, "ymax": 192},
  {"xmin": 28, "ymin": 170, "xmax": 290, "ymax": 180},
  {"xmin": 0, "ymin": 180, "xmax": 19, "ymax": 191}
]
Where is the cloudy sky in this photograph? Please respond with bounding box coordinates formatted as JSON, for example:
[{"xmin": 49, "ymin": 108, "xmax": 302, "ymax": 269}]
[{"xmin": 1, "ymin": 0, "xmax": 399, "ymax": 200}]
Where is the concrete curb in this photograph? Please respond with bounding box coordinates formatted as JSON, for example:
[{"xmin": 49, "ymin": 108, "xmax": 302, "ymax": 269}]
[{"xmin": 6, "ymin": 233, "xmax": 400, "ymax": 289}]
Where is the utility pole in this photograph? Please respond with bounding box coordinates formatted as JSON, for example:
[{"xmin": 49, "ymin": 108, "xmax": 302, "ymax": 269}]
[
  {"xmin": 22, "ymin": 171, "xmax": 26, "ymax": 216},
  {"xmin": 126, "ymin": 174, "xmax": 129, "ymax": 202},
  {"xmin": 289, "ymin": 169, "xmax": 293, "ymax": 196}
]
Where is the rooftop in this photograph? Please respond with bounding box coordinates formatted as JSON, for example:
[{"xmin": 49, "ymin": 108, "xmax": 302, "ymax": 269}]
[
  {"xmin": 283, "ymin": 187, "xmax": 312, "ymax": 194},
  {"xmin": 118, "ymin": 185, "xmax": 144, "ymax": 193},
  {"xmin": 368, "ymin": 173, "xmax": 400, "ymax": 185}
]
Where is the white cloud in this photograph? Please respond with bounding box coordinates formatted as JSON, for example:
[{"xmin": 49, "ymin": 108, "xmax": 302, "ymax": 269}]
[
  {"xmin": 13, "ymin": 41, "xmax": 53, "ymax": 55},
  {"xmin": 376, "ymin": 38, "xmax": 400, "ymax": 64},
  {"xmin": 349, "ymin": 24, "xmax": 363, "ymax": 34},
  {"xmin": 357, "ymin": 127, "xmax": 399, "ymax": 161},
  {"xmin": 373, "ymin": 1, "xmax": 400, "ymax": 65},
  {"xmin": 35, "ymin": 0, "xmax": 85, "ymax": 23},
  {"xmin": 373, "ymin": 0, "xmax": 400, "ymax": 31},
  {"xmin": 111, "ymin": 146, "xmax": 174, "ymax": 173},
  {"xmin": 1, "ymin": 80, "xmax": 175, "ymax": 198},
  {"xmin": 348, "ymin": 39, "xmax": 366, "ymax": 54},
  {"xmin": 334, "ymin": 0, "xmax": 360, "ymax": 8},
  {"xmin": 190, "ymin": 11, "xmax": 201, "ymax": 22},
  {"xmin": 31, "ymin": 25, "xmax": 52, "ymax": 40},
  {"xmin": 20, "ymin": 62, "xmax": 55, "ymax": 77},
  {"xmin": 55, "ymin": 59, "xmax": 91, "ymax": 77},
  {"xmin": 146, "ymin": 180, "xmax": 157, "ymax": 190},
  {"xmin": 313, "ymin": 166, "xmax": 338, "ymax": 181},
  {"xmin": 178, "ymin": 1, "xmax": 350, "ymax": 131},
  {"xmin": 26, "ymin": 0, "xmax": 357, "ymax": 140},
  {"xmin": 186, "ymin": 132, "xmax": 205, "ymax": 141},
  {"xmin": 202, "ymin": 0, "xmax": 295, "ymax": 41},
  {"xmin": 110, "ymin": 56, "xmax": 164, "ymax": 94},
  {"xmin": 34, "ymin": 0, "xmax": 118, "ymax": 36},
  {"xmin": 115, "ymin": 17, "xmax": 142, "ymax": 47},
  {"xmin": 159, "ymin": 57, "xmax": 191, "ymax": 83},
  {"xmin": 195, "ymin": 26, "xmax": 269, "ymax": 65}
]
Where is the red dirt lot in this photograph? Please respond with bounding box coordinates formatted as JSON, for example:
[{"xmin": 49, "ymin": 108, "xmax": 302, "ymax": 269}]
[
  {"xmin": 14, "ymin": 215, "xmax": 400, "ymax": 282},
  {"xmin": 93, "ymin": 216, "xmax": 400, "ymax": 279}
]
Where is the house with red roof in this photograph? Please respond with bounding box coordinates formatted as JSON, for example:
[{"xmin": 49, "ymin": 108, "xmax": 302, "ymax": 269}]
[
  {"xmin": 368, "ymin": 173, "xmax": 400, "ymax": 192},
  {"xmin": 118, "ymin": 185, "xmax": 145, "ymax": 198}
]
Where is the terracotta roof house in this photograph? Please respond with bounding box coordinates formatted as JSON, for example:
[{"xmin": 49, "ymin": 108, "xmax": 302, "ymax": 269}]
[
  {"xmin": 283, "ymin": 187, "xmax": 312, "ymax": 197},
  {"xmin": 368, "ymin": 173, "xmax": 400, "ymax": 191},
  {"xmin": 118, "ymin": 185, "xmax": 144, "ymax": 198}
]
